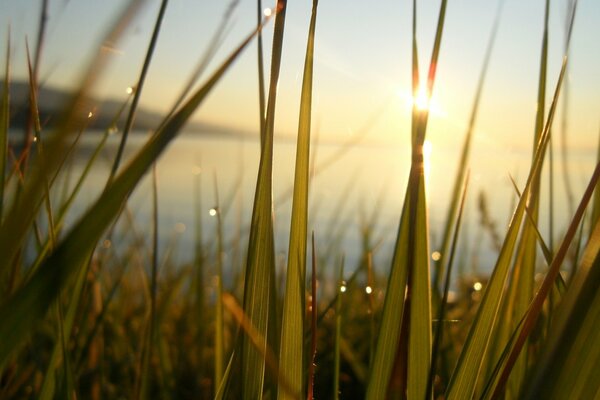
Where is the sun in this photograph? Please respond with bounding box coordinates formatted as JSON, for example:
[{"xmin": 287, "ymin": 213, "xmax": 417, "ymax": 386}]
[
  {"xmin": 396, "ymin": 85, "xmax": 445, "ymax": 117},
  {"xmin": 413, "ymin": 85, "xmax": 431, "ymax": 112}
]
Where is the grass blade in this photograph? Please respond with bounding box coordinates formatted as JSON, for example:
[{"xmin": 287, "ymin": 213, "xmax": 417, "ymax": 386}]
[
  {"xmin": 240, "ymin": 3, "xmax": 285, "ymax": 398},
  {"xmin": 0, "ymin": 29, "xmax": 9, "ymax": 224},
  {"xmin": 278, "ymin": 1, "xmax": 318, "ymax": 398},
  {"xmin": 446, "ymin": 15, "xmax": 574, "ymax": 395},
  {"xmin": 427, "ymin": 172, "xmax": 469, "ymax": 397},
  {"xmin": 433, "ymin": 0, "xmax": 503, "ymax": 291},
  {"xmin": 0, "ymin": 21, "xmax": 263, "ymax": 368},
  {"xmin": 483, "ymin": 160, "xmax": 600, "ymax": 398},
  {"xmin": 108, "ymin": 0, "xmax": 169, "ymax": 182},
  {"xmin": 333, "ymin": 256, "xmax": 345, "ymax": 400},
  {"xmin": 0, "ymin": 0, "xmax": 144, "ymax": 273},
  {"xmin": 525, "ymin": 214, "xmax": 600, "ymax": 399},
  {"xmin": 213, "ymin": 173, "xmax": 225, "ymax": 390},
  {"xmin": 307, "ymin": 233, "xmax": 318, "ymax": 400}
]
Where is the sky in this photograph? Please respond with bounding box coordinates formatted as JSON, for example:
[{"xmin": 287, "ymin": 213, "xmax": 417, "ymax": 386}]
[{"xmin": 1, "ymin": 0, "xmax": 599, "ymax": 154}]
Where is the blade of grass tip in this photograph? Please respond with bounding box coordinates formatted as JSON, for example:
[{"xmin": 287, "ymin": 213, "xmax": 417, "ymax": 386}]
[
  {"xmin": 503, "ymin": 1, "xmax": 549, "ymax": 394},
  {"xmin": 446, "ymin": 16, "xmax": 575, "ymax": 395},
  {"xmin": 18, "ymin": 0, "xmax": 48, "ymax": 175},
  {"xmin": 367, "ymin": 2, "xmax": 423, "ymax": 396},
  {"xmin": 26, "ymin": 40, "xmax": 56, "ymax": 249},
  {"xmin": 240, "ymin": 2, "xmax": 285, "ymax": 399},
  {"xmin": 434, "ymin": 0, "xmax": 504, "ymax": 292},
  {"xmin": 278, "ymin": 1, "xmax": 318, "ymax": 399},
  {"xmin": 25, "ymin": 98, "xmax": 132, "ymax": 280},
  {"xmin": 139, "ymin": 163, "xmax": 159, "ymax": 400},
  {"xmin": 333, "ymin": 256, "xmax": 345, "ymax": 400},
  {"xmin": 108, "ymin": 0, "xmax": 169, "ymax": 182},
  {"xmin": 257, "ymin": 0, "xmax": 266, "ymax": 143},
  {"xmin": 427, "ymin": 171, "xmax": 470, "ymax": 398},
  {"xmin": 0, "ymin": 20, "xmax": 265, "ymax": 369},
  {"xmin": 0, "ymin": 0, "xmax": 144, "ymax": 272},
  {"xmin": 213, "ymin": 172, "xmax": 225, "ymax": 391},
  {"xmin": 223, "ymin": 293, "xmax": 299, "ymax": 400},
  {"xmin": 508, "ymin": 174, "xmax": 567, "ymax": 294},
  {"xmin": 560, "ymin": 1, "xmax": 576, "ymax": 217},
  {"xmin": 215, "ymin": 351, "xmax": 235, "ymax": 400},
  {"xmin": 489, "ymin": 160, "xmax": 600, "ymax": 399},
  {"xmin": 0, "ymin": 28, "xmax": 10, "ymax": 224},
  {"xmin": 405, "ymin": 1, "xmax": 447, "ymax": 398},
  {"xmin": 525, "ymin": 217, "xmax": 600, "ymax": 399},
  {"xmin": 307, "ymin": 233, "xmax": 318, "ymax": 400}
]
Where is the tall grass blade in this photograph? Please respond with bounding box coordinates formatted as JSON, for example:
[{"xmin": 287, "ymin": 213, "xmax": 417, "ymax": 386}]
[
  {"xmin": 368, "ymin": 1, "xmax": 447, "ymax": 397},
  {"xmin": 224, "ymin": 293, "xmax": 299, "ymax": 399},
  {"xmin": 446, "ymin": 22, "xmax": 574, "ymax": 396},
  {"xmin": 333, "ymin": 256, "xmax": 344, "ymax": 400},
  {"xmin": 139, "ymin": 164, "xmax": 160, "ymax": 400},
  {"xmin": 525, "ymin": 213, "xmax": 600, "ymax": 399},
  {"xmin": 307, "ymin": 233, "xmax": 317, "ymax": 400},
  {"xmin": 38, "ymin": 256, "xmax": 89, "ymax": 400},
  {"xmin": 428, "ymin": 172, "xmax": 469, "ymax": 397},
  {"xmin": 590, "ymin": 127, "xmax": 600, "ymax": 235},
  {"xmin": 0, "ymin": 0, "xmax": 144, "ymax": 272},
  {"xmin": 240, "ymin": 2, "xmax": 285, "ymax": 398},
  {"xmin": 109, "ymin": 0, "xmax": 169, "ymax": 182},
  {"xmin": 434, "ymin": 0, "xmax": 503, "ymax": 291},
  {"xmin": 213, "ymin": 173, "xmax": 225, "ymax": 390},
  {"xmin": 0, "ymin": 22, "xmax": 262, "ymax": 368},
  {"xmin": 0, "ymin": 30, "xmax": 9, "ymax": 224},
  {"xmin": 502, "ymin": 2, "xmax": 549, "ymax": 394},
  {"xmin": 278, "ymin": 1, "xmax": 318, "ymax": 398},
  {"xmin": 257, "ymin": 0, "xmax": 266, "ymax": 143},
  {"xmin": 487, "ymin": 160, "xmax": 600, "ymax": 398}
]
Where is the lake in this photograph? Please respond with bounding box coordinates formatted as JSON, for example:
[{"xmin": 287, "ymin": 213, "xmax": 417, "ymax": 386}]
[{"xmin": 21, "ymin": 129, "xmax": 598, "ymax": 285}]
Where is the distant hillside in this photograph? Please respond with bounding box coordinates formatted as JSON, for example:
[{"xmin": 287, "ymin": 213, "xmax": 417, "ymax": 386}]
[{"xmin": 3, "ymin": 80, "xmax": 243, "ymax": 136}]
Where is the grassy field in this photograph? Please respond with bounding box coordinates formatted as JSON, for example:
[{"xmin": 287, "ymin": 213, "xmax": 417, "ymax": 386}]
[{"xmin": 1, "ymin": 0, "xmax": 600, "ymax": 399}]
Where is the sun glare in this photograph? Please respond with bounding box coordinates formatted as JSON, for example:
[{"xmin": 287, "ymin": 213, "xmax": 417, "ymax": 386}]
[
  {"xmin": 397, "ymin": 85, "xmax": 445, "ymax": 117},
  {"xmin": 414, "ymin": 86, "xmax": 430, "ymax": 112}
]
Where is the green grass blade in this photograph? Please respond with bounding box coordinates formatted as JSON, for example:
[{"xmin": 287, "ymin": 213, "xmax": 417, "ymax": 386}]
[
  {"xmin": 333, "ymin": 256, "xmax": 345, "ymax": 400},
  {"xmin": 483, "ymin": 161, "xmax": 600, "ymax": 399},
  {"xmin": 307, "ymin": 233, "xmax": 318, "ymax": 400},
  {"xmin": 38, "ymin": 255, "xmax": 90, "ymax": 400},
  {"xmin": 368, "ymin": 1, "xmax": 448, "ymax": 396},
  {"xmin": 408, "ymin": 1, "xmax": 447, "ymax": 398},
  {"xmin": 503, "ymin": 3, "xmax": 549, "ymax": 393},
  {"xmin": 108, "ymin": 0, "xmax": 169, "ymax": 182},
  {"xmin": 215, "ymin": 351, "xmax": 235, "ymax": 400},
  {"xmin": 0, "ymin": 29, "xmax": 9, "ymax": 224},
  {"xmin": 213, "ymin": 173, "xmax": 225, "ymax": 390},
  {"xmin": 139, "ymin": 164, "xmax": 160, "ymax": 400},
  {"xmin": 240, "ymin": 3, "xmax": 285, "ymax": 399},
  {"xmin": 278, "ymin": 1, "xmax": 318, "ymax": 398},
  {"xmin": 446, "ymin": 31, "xmax": 572, "ymax": 398},
  {"xmin": 0, "ymin": 0, "xmax": 144, "ymax": 273},
  {"xmin": 590, "ymin": 127, "xmax": 600, "ymax": 236},
  {"xmin": 526, "ymin": 216, "xmax": 600, "ymax": 399},
  {"xmin": 0, "ymin": 22, "xmax": 261, "ymax": 368},
  {"xmin": 428, "ymin": 172, "xmax": 469, "ymax": 397},
  {"xmin": 257, "ymin": 0, "xmax": 266, "ymax": 143},
  {"xmin": 434, "ymin": 0, "xmax": 503, "ymax": 291},
  {"xmin": 365, "ymin": 188, "xmax": 410, "ymax": 399}
]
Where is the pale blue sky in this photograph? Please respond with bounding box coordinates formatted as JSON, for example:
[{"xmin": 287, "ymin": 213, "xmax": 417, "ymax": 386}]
[{"xmin": 1, "ymin": 0, "xmax": 599, "ymax": 153}]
